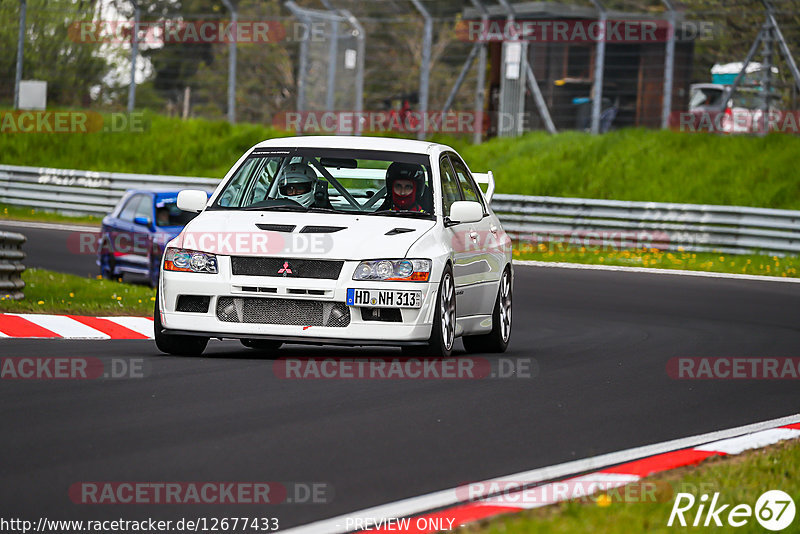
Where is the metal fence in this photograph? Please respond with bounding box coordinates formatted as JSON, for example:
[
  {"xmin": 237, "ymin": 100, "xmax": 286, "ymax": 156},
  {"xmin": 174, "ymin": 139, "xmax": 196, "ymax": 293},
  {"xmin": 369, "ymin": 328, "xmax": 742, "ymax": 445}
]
[
  {"xmin": 0, "ymin": 164, "xmax": 218, "ymax": 216},
  {"xmin": 0, "ymin": 231, "xmax": 26, "ymax": 300},
  {"xmin": 2, "ymin": 164, "xmax": 799, "ymax": 257},
  {"xmin": 5, "ymin": 1, "xmax": 797, "ymax": 136},
  {"xmin": 493, "ymin": 194, "xmax": 800, "ymax": 256}
]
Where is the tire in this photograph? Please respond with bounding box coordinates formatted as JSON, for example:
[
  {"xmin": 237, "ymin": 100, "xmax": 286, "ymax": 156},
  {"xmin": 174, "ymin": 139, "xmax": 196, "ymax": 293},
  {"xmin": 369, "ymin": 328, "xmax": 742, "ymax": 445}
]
[
  {"xmin": 463, "ymin": 266, "xmax": 512, "ymax": 354},
  {"xmin": 153, "ymin": 289, "xmax": 209, "ymax": 356},
  {"xmin": 241, "ymin": 339, "xmax": 283, "ymax": 352},
  {"xmin": 99, "ymin": 239, "xmax": 115, "ymax": 280},
  {"xmin": 422, "ymin": 264, "xmax": 456, "ymax": 358}
]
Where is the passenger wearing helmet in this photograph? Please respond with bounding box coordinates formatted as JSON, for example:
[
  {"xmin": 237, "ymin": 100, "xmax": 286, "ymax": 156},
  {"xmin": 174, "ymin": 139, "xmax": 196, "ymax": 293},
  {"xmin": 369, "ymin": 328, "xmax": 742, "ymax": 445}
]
[
  {"xmin": 385, "ymin": 162, "xmax": 427, "ymax": 213},
  {"xmin": 274, "ymin": 162, "xmax": 318, "ymax": 208}
]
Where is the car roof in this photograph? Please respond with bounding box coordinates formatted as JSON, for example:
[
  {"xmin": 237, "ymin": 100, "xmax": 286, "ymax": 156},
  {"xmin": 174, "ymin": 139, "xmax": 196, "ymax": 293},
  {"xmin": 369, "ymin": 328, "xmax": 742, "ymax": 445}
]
[
  {"xmin": 253, "ymin": 135, "xmax": 452, "ymax": 155},
  {"xmin": 124, "ymin": 190, "xmax": 183, "ymax": 196}
]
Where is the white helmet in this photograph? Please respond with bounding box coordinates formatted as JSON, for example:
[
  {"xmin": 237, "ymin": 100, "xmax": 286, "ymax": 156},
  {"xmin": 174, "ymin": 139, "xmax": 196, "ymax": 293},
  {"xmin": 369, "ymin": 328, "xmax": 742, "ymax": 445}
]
[{"xmin": 274, "ymin": 163, "xmax": 317, "ymax": 207}]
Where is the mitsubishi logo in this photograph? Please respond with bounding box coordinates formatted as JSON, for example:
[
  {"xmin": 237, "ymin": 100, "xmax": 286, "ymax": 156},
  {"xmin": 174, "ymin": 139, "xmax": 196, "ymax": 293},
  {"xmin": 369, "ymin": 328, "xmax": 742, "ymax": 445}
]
[{"xmin": 277, "ymin": 261, "xmax": 293, "ymax": 276}]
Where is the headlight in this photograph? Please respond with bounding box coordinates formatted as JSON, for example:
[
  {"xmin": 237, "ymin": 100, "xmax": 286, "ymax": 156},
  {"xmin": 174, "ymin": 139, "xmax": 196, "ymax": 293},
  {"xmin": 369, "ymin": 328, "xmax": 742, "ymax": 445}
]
[
  {"xmin": 353, "ymin": 259, "xmax": 431, "ymax": 282},
  {"xmin": 164, "ymin": 248, "xmax": 218, "ymax": 274}
]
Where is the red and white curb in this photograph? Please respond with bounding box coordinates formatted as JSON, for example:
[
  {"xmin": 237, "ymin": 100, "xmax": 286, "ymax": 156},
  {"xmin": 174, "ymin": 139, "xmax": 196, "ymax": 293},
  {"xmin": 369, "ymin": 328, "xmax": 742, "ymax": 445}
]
[
  {"xmin": 0, "ymin": 313, "xmax": 153, "ymax": 339},
  {"xmin": 282, "ymin": 414, "xmax": 800, "ymax": 534}
]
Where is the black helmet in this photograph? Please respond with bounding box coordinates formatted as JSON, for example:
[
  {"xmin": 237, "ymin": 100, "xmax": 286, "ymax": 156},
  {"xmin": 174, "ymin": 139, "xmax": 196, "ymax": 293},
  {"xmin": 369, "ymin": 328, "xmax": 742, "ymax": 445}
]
[{"xmin": 386, "ymin": 162, "xmax": 425, "ymax": 201}]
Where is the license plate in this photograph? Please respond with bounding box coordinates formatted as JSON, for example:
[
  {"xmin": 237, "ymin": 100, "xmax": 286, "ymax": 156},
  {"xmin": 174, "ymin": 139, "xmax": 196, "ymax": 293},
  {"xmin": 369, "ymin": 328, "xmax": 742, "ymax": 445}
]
[{"xmin": 347, "ymin": 288, "xmax": 422, "ymax": 308}]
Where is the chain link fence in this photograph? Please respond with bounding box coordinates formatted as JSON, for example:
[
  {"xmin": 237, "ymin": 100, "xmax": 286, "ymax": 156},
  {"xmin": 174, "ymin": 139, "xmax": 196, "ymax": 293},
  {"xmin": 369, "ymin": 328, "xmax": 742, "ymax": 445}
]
[{"xmin": 2, "ymin": 0, "xmax": 799, "ymax": 138}]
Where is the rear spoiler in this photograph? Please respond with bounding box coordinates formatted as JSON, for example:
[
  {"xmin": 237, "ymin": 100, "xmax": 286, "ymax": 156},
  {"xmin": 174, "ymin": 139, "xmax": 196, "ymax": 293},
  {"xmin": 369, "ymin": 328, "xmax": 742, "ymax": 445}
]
[{"xmin": 472, "ymin": 171, "xmax": 495, "ymax": 203}]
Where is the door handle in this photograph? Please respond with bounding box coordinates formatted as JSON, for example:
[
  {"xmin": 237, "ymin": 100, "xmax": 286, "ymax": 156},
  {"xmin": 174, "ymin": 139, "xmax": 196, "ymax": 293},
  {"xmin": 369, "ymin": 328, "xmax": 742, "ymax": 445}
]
[
  {"xmin": 490, "ymin": 225, "xmax": 498, "ymax": 234},
  {"xmin": 469, "ymin": 231, "xmax": 479, "ymax": 241}
]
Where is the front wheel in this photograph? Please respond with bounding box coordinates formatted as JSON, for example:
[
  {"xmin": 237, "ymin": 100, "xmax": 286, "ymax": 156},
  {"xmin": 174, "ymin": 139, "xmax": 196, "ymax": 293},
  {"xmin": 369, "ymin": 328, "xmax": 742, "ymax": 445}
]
[
  {"xmin": 463, "ymin": 267, "xmax": 512, "ymax": 354},
  {"xmin": 154, "ymin": 290, "xmax": 209, "ymax": 356},
  {"xmin": 424, "ymin": 265, "xmax": 456, "ymax": 358}
]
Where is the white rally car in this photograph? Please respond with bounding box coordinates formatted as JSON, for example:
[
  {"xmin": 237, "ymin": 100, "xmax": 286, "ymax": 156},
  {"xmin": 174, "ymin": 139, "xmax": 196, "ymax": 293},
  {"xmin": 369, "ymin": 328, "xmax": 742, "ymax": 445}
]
[{"xmin": 155, "ymin": 136, "xmax": 512, "ymax": 357}]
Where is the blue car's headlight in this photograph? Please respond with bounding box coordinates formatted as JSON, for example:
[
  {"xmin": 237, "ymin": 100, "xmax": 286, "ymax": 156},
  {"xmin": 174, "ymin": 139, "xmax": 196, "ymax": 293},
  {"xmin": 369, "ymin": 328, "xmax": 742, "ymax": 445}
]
[{"xmin": 164, "ymin": 248, "xmax": 218, "ymax": 274}]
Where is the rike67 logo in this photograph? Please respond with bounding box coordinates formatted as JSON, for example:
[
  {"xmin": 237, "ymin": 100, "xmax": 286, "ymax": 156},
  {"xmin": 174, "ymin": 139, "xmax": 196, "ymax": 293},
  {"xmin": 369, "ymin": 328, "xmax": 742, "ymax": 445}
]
[{"xmin": 668, "ymin": 490, "xmax": 795, "ymax": 531}]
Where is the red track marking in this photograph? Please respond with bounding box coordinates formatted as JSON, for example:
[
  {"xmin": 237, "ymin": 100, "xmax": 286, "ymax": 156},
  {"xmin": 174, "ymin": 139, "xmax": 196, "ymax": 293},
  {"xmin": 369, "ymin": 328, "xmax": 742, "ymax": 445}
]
[
  {"xmin": 601, "ymin": 448, "xmax": 722, "ymax": 478},
  {"xmin": 67, "ymin": 315, "xmax": 150, "ymax": 340},
  {"xmin": 0, "ymin": 314, "xmax": 61, "ymax": 338}
]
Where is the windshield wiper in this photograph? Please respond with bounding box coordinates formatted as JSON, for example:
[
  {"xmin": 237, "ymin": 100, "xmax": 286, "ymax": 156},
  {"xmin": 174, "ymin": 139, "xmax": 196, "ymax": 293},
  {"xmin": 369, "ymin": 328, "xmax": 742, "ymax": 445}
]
[
  {"xmin": 368, "ymin": 210, "xmax": 434, "ymax": 219},
  {"xmin": 307, "ymin": 207, "xmax": 341, "ymax": 214},
  {"xmin": 241, "ymin": 205, "xmax": 308, "ymax": 212}
]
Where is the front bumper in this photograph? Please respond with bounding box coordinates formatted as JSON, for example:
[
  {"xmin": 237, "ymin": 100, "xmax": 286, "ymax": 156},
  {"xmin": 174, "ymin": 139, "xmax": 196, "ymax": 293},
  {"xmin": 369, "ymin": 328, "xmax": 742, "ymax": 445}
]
[{"xmin": 159, "ymin": 256, "xmax": 438, "ymax": 345}]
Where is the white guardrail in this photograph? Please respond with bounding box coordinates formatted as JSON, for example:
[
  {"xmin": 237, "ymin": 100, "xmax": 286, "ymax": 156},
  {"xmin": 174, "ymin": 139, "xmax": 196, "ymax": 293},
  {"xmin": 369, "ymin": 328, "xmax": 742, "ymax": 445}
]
[{"xmin": 1, "ymin": 164, "xmax": 799, "ymax": 256}]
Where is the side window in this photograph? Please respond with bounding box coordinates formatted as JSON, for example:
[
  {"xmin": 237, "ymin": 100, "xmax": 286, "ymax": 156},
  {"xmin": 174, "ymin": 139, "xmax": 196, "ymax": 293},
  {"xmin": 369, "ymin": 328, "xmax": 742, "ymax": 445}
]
[
  {"xmin": 439, "ymin": 157, "xmax": 462, "ymax": 217},
  {"xmin": 450, "ymin": 156, "xmax": 485, "ymax": 212},
  {"xmin": 134, "ymin": 195, "xmax": 153, "ymax": 224},
  {"xmin": 119, "ymin": 195, "xmax": 142, "ymax": 221}
]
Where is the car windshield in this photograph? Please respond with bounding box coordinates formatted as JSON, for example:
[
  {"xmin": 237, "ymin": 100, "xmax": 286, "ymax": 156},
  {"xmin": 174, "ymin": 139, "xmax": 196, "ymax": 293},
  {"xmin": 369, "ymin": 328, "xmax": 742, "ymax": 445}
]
[
  {"xmin": 689, "ymin": 87, "xmax": 724, "ymax": 110},
  {"xmin": 211, "ymin": 148, "xmax": 435, "ymax": 218}
]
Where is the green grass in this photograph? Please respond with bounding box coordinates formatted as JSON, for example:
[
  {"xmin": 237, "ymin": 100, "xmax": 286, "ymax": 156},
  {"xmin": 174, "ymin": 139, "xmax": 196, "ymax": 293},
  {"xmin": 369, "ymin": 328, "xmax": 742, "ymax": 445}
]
[
  {"xmin": 0, "ymin": 268, "xmax": 154, "ymax": 316},
  {"xmin": 0, "ymin": 111, "xmax": 291, "ymax": 178},
  {"xmin": 465, "ymin": 438, "xmax": 800, "ymax": 534},
  {"xmin": 1, "ymin": 112, "xmax": 799, "ymax": 209},
  {"xmin": 0, "ymin": 203, "xmax": 101, "ymax": 225},
  {"xmin": 459, "ymin": 129, "xmax": 800, "ymax": 210},
  {"xmin": 513, "ymin": 243, "xmax": 800, "ymax": 278}
]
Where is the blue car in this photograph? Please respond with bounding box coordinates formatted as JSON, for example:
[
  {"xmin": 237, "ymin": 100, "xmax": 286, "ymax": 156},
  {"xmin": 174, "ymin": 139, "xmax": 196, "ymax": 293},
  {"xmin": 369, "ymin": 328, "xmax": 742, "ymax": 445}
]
[{"xmin": 97, "ymin": 190, "xmax": 207, "ymax": 287}]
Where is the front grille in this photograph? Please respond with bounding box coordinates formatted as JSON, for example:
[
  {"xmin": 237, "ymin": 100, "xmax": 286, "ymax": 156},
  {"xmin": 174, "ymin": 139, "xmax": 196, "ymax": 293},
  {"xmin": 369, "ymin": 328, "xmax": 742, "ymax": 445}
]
[
  {"xmin": 176, "ymin": 295, "xmax": 210, "ymax": 313},
  {"xmin": 231, "ymin": 257, "xmax": 344, "ymax": 279},
  {"xmin": 217, "ymin": 297, "xmax": 350, "ymax": 327},
  {"xmin": 360, "ymin": 307, "xmax": 402, "ymax": 322}
]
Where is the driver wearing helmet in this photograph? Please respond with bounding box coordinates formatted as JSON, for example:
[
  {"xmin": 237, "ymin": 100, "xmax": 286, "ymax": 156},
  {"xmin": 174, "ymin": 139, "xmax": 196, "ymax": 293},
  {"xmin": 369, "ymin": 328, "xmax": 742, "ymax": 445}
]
[
  {"xmin": 385, "ymin": 162, "xmax": 427, "ymax": 213},
  {"xmin": 275, "ymin": 162, "xmax": 318, "ymax": 208}
]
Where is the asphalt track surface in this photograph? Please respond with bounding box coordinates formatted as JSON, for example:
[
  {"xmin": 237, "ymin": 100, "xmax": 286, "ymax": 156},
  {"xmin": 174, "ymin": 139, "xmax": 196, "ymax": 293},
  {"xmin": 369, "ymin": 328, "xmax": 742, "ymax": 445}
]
[{"xmin": 2, "ymin": 222, "xmax": 800, "ymax": 529}]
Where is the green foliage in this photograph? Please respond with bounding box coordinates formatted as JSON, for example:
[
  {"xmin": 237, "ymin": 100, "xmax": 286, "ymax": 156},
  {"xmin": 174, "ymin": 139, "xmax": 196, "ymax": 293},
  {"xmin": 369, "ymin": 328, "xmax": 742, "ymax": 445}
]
[
  {"xmin": 0, "ymin": 0, "xmax": 108, "ymax": 107},
  {"xmin": 0, "ymin": 268, "xmax": 155, "ymax": 316},
  {"xmin": 1, "ymin": 113, "xmax": 799, "ymax": 209}
]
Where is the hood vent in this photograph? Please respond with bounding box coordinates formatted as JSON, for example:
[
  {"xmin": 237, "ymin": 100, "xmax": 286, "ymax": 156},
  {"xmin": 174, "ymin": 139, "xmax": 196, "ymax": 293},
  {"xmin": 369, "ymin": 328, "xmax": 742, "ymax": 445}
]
[
  {"xmin": 300, "ymin": 225, "xmax": 346, "ymax": 233},
  {"xmin": 385, "ymin": 227, "xmax": 415, "ymax": 235},
  {"xmin": 256, "ymin": 223, "xmax": 296, "ymax": 232}
]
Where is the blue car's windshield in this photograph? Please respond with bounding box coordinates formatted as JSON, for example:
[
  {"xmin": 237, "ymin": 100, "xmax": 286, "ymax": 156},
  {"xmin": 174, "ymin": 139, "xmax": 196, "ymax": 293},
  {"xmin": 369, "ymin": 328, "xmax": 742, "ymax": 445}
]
[{"xmin": 156, "ymin": 199, "xmax": 198, "ymax": 227}]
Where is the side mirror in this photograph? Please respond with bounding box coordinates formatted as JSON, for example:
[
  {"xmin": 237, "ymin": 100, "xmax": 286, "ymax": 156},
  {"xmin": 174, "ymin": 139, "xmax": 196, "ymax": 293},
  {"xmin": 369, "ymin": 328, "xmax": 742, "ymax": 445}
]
[
  {"xmin": 177, "ymin": 190, "xmax": 209, "ymax": 213},
  {"xmin": 133, "ymin": 216, "xmax": 152, "ymax": 227},
  {"xmin": 448, "ymin": 201, "xmax": 483, "ymax": 225}
]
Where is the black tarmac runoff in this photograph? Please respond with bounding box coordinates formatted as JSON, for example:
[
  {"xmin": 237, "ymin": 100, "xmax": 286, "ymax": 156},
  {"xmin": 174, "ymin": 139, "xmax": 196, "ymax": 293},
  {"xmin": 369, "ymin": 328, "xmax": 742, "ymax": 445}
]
[{"xmin": 1, "ymin": 222, "xmax": 799, "ymax": 529}]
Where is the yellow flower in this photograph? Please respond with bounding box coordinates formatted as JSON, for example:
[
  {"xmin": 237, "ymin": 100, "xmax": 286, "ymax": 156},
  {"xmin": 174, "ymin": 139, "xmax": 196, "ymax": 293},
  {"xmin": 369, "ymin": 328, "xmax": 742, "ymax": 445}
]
[
  {"xmin": 116, "ymin": 296, "xmax": 122, "ymax": 301},
  {"xmin": 37, "ymin": 300, "xmax": 44, "ymax": 305},
  {"xmin": 69, "ymin": 292, "xmax": 74, "ymax": 298},
  {"xmin": 596, "ymin": 494, "xmax": 612, "ymax": 507},
  {"xmin": 96, "ymin": 275, "xmax": 102, "ymax": 279},
  {"xmin": 150, "ymin": 297, "xmax": 156, "ymax": 301}
]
